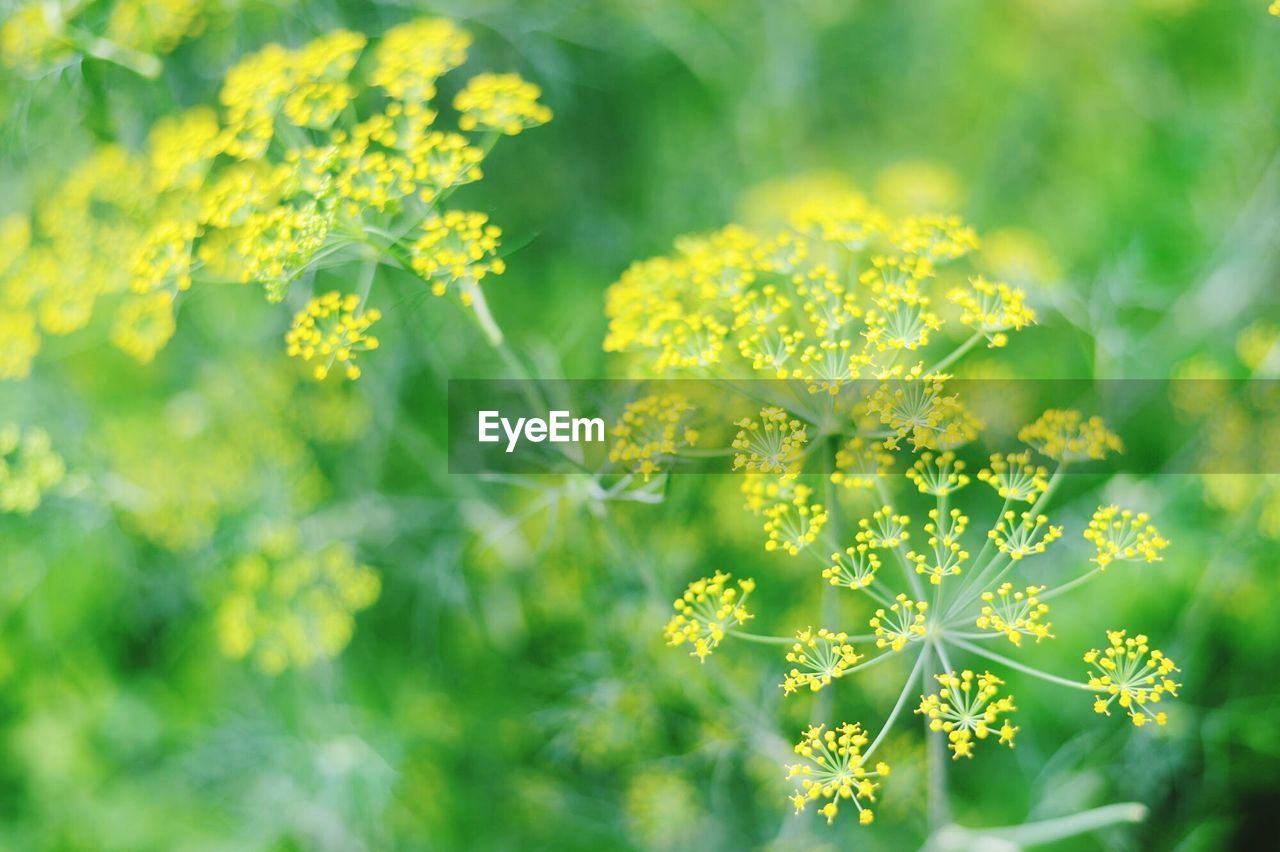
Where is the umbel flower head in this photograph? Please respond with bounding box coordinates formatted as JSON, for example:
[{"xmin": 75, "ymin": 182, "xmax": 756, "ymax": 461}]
[
  {"xmin": 0, "ymin": 423, "xmax": 66, "ymax": 514},
  {"xmin": 870, "ymin": 594, "xmax": 929, "ymax": 652},
  {"xmin": 732, "ymin": 406, "xmax": 809, "ymax": 475},
  {"xmin": 663, "ymin": 572, "xmax": 755, "ymax": 662},
  {"xmin": 215, "ymin": 532, "xmax": 382, "ymax": 675},
  {"xmin": 1084, "ymin": 630, "xmax": 1180, "ymax": 727},
  {"xmin": 977, "ymin": 451, "xmax": 1049, "ymax": 502},
  {"xmin": 285, "ymin": 291, "xmax": 382, "ymax": 381},
  {"xmin": 608, "ymin": 393, "xmax": 700, "ymax": 480},
  {"xmin": 787, "ymin": 722, "xmax": 890, "ymax": 825},
  {"xmin": 1019, "ymin": 409, "xmax": 1123, "ymax": 462},
  {"xmin": 1083, "ymin": 505, "xmax": 1169, "ymax": 568},
  {"xmin": 781, "ymin": 628, "xmax": 863, "ymax": 695},
  {"xmin": 977, "ymin": 583, "xmax": 1053, "ymax": 645},
  {"xmin": 917, "ymin": 670, "xmax": 1018, "ymax": 759}
]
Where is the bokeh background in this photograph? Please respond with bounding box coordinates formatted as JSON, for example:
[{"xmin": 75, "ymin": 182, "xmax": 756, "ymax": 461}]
[{"xmin": 2, "ymin": 0, "xmax": 1280, "ymax": 849}]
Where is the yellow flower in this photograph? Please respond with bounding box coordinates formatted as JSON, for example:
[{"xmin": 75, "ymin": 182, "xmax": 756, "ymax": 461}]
[
  {"xmin": 977, "ymin": 583, "xmax": 1053, "ymax": 645},
  {"xmin": 824, "ymin": 542, "xmax": 881, "ymax": 590},
  {"xmin": 455, "ymin": 72, "xmax": 553, "ymax": 135},
  {"xmin": 762, "ymin": 484, "xmax": 828, "ymax": 555},
  {"xmin": 663, "ymin": 571, "xmax": 755, "ymax": 662},
  {"xmin": 285, "ymin": 291, "xmax": 381, "ymax": 381},
  {"xmin": 0, "ymin": 310, "xmax": 40, "ymax": 380},
  {"xmin": 731, "ymin": 406, "xmax": 808, "ymax": 475},
  {"xmin": 786, "ymin": 722, "xmax": 888, "ymax": 825},
  {"xmin": 1083, "ymin": 506, "xmax": 1169, "ymax": 568},
  {"xmin": 0, "ymin": 4, "xmax": 73, "ymax": 74},
  {"xmin": 906, "ymin": 450, "xmax": 970, "ymax": 496},
  {"xmin": 131, "ymin": 221, "xmax": 199, "ymax": 294},
  {"xmin": 371, "ymin": 17, "xmax": 471, "ymax": 102},
  {"xmin": 977, "ymin": 451, "xmax": 1049, "ymax": 502},
  {"xmin": 216, "ymin": 536, "xmax": 381, "ymax": 674},
  {"xmin": 1084, "ymin": 630, "xmax": 1180, "ymax": 727},
  {"xmin": 989, "ymin": 510, "xmax": 1063, "ymax": 561},
  {"xmin": 917, "ymin": 670, "xmax": 1018, "ymax": 759},
  {"xmin": 1019, "ymin": 409, "xmax": 1123, "ymax": 462},
  {"xmin": 0, "ymin": 423, "xmax": 65, "ymax": 514},
  {"xmin": 946, "ymin": 275, "xmax": 1036, "ymax": 348},
  {"xmin": 409, "ymin": 211, "xmax": 506, "ymax": 301},
  {"xmin": 147, "ymin": 106, "xmax": 224, "ymax": 192},
  {"xmin": 608, "ymin": 393, "xmax": 699, "ymax": 480},
  {"xmin": 907, "ymin": 507, "xmax": 969, "ymax": 584},
  {"xmin": 870, "ymin": 594, "xmax": 928, "ymax": 652},
  {"xmin": 110, "ymin": 292, "xmax": 177, "ymax": 363},
  {"xmin": 781, "ymin": 628, "xmax": 863, "ymax": 695}
]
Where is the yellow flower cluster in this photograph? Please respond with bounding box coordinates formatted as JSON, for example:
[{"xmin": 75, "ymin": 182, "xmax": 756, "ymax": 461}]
[
  {"xmin": 870, "ymin": 594, "xmax": 929, "ymax": 652},
  {"xmin": 824, "ymin": 542, "xmax": 881, "ymax": 590},
  {"xmin": 409, "ymin": 211, "xmax": 507, "ymax": 301},
  {"xmin": 0, "ymin": 17, "xmax": 551, "ymax": 381},
  {"xmin": 917, "ymin": 670, "xmax": 1018, "ymax": 759},
  {"xmin": 906, "ymin": 450, "xmax": 969, "ymax": 496},
  {"xmin": 1083, "ymin": 506, "xmax": 1169, "ymax": 568},
  {"xmin": 786, "ymin": 723, "xmax": 889, "ymax": 826},
  {"xmin": 977, "ymin": 451, "xmax": 1049, "ymax": 501},
  {"xmin": 0, "ymin": 424, "xmax": 65, "ymax": 514},
  {"xmin": 608, "ymin": 394, "xmax": 699, "ymax": 480},
  {"xmin": 663, "ymin": 572, "xmax": 755, "ymax": 662},
  {"xmin": 285, "ymin": 291, "xmax": 382, "ymax": 381},
  {"xmin": 977, "ymin": 583, "xmax": 1053, "ymax": 645},
  {"xmin": 946, "ymin": 275, "xmax": 1037, "ymax": 348},
  {"xmin": 731, "ymin": 406, "xmax": 809, "ymax": 475},
  {"xmin": 781, "ymin": 628, "xmax": 863, "ymax": 695},
  {"xmin": 604, "ymin": 189, "xmax": 1032, "ymax": 387},
  {"xmin": 989, "ymin": 510, "xmax": 1063, "ymax": 560},
  {"xmin": 1084, "ymin": 630, "xmax": 1180, "ymax": 727},
  {"xmin": 1019, "ymin": 409, "xmax": 1123, "ymax": 462},
  {"xmin": 908, "ymin": 507, "xmax": 970, "ymax": 584},
  {"xmin": 455, "ymin": 73, "xmax": 554, "ymax": 135},
  {"xmin": 762, "ymin": 484, "xmax": 828, "ymax": 555},
  {"xmin": 216, "ymin": 535, "xmax": 381, "ymax": 675}
]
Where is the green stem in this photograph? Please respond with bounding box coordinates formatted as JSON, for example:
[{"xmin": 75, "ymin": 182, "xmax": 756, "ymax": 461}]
[
  {"xmin": 863, "ymin": 647, "xmax": 926, "ymax": 761},
  {"xmin": 926, "ymin": 330, "xmax": 984, "ymax": 375},
  {"xmin": 951, "ymin": 638, "xmax": 1091, "ymax": 691},
  {"xmin": 1039, "ymin": 566, "xmax": 1103, "ymax": 601}
]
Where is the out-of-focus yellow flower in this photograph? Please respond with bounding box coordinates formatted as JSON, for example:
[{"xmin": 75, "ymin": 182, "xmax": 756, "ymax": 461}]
[
  {"xmin": 455, "ymin": 73, "xmax": 553, "ymax": 135},
  {"xmin": 873, "ymin": 160, "xmax": 963, "ymax": 216},
  {"xmin": 285, "ymin": 291, "xmax": 381, "ymax": 381},
  {"xmin": 110, "ymin": 292, "xmax": 177, "ymax": 363},
  {"xmin": 371, "ymin": 17, "xmax": 471, "ymax": 101},
  {"xmin": 0, "ymin": 424, "xmax": 65, "ymax": 514},
  {"xmin": 216, "ymin": 535, "xmax": 381, "ymax": 675}
]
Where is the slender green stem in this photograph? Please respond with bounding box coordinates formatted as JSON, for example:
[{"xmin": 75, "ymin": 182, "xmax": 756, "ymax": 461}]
[
  {"xmin": 729, "ymin": 631, "xmax": 796, "ymax": 646},
  {"xmin": 951, "ymin": 638, "xmax": 1091, "ymax": 691},
  {"xmin": 1039, "ymin": 566, "xmax": 1103, "ymax": 601},
  {"xmin": 926, "ymin": 330, "xmax": 984, "ymax": 374},
  {"xmin": 863, "ymin": 647, "xmax": 926, "ymax": 761},
  {"xmin": 874, "ymin": 477, "xmax": 926, "ymax": 598}
]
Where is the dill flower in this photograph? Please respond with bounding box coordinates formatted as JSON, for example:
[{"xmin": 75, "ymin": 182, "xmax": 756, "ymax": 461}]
[
  {"xmin": 989, "ymin": 511, "xmax": 1063, "ymax": 560},
  {"xmin": 917, "ymin": 670, "xmax": 1018, "ymax": 759},
  {"xmin": 664, "ymin": 572, "xmax": 755, "ymax": 662},
  {"xmin": 977, "ymin": 451, "xmax": 1049, "ymax": 502},
  {"xmin": 131, "ymin": 221, "xmax": 199, "ymax": 294},
  {"xmin": 216, "ymin": 536, "xmax": 382, "ymax": 675},
  {"xmin": 870, "ymin": 594, "xmax": 929, "ymax": 652},
  {"xmin": 731, "ymin": 406, "xmax": 808, "ymax": 475},
  {"xmin": 0, "ymin": 310, "xmax": 40, "ymax": 380},
  {"xmin": 868, "ymin": 367, "xmax": 979, "ymax": 451},
  {"xmin": 829, "ymin": 436, "xmax": 894, "ymax": 489},
  {"xmin": 1019, "ymin": 409, "xmax": 1123, "ymax": 462},
  {"xmin": 762, "ymin": 485, "xmax": 828, "ymax": 555},
  {"xmin": 859, "ymin": 505, "xmax": 911, "ymax": 548},
  {"xmin": 146, "ymin": 106, "xmax": 224, "ymax": 192},
  {"xmin": 409, "ymin": 211, "xmax": 506, "ymax": 301},
  {"xmin": 908, "ymin": 507, "xmax": 970, "ymax": 584},
  {"xmin": 0, "ymin": 4, "xmax": 73, "ymax": 74},
  {"xmin": 1084, "ymin": 630, "xmax": 1180, "ymax": 727},
  {"xmin": 608, "ymin": 393, "xmax": 699, "ymax": 480},
  {"xmin": 285, "ymin": 291, "xmax": 381, "ymax": 381},
  {"xmin": 370, "ymin": 17, "xmax": 471, "ymax": 101},
  {"xmin": 455, "ymin": 73, "xmax": 553, "ymax": 135},
  {"xmin": 825, "ymin": 542, "xmax": 881, "ymax": 589},
  {"xmin": 1083, "ymin": 506, "xmax": 1169, "ymax": 568},
  {"xmin": 946, "ymin": 276, "xmax": 1036, "ymax": 348},
  {"xmin": 976, "ymin": 583, "xmax": 1052, "ymax": 645},
  {"xmin": 110, "ymin": 292, "xmax": 177, "ymax": 363},
  {"xmin": 906, "ymin": 450, "xmax": 969, "ymax": 496},
  {"xmin": 0, "ymin": 424, "xmax": 65, "ymax": 514},
  {"xmin": 781, "ymin": 628, "xmax": 863, "ymax": 695},
  {"xmin": 786, "ymin": 722, "xmax": 889, "ymax": 825}
]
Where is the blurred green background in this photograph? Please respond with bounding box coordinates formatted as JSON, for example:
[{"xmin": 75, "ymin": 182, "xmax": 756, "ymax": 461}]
[{"xmin": 2, "ymin": 0, "xmax": 1280, "ymax": 849}]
